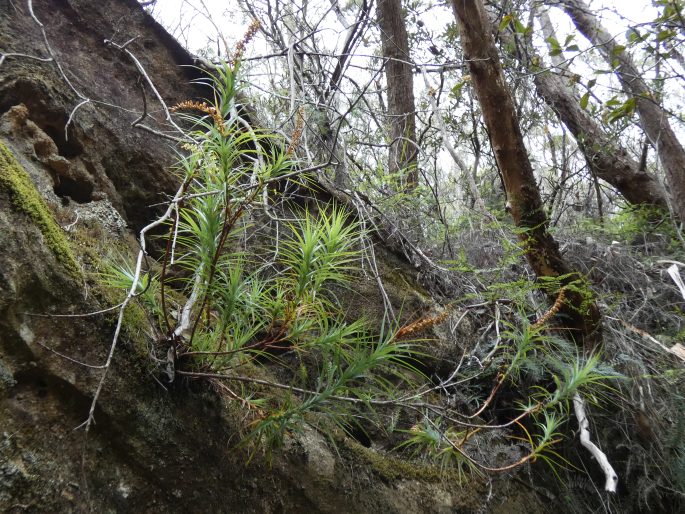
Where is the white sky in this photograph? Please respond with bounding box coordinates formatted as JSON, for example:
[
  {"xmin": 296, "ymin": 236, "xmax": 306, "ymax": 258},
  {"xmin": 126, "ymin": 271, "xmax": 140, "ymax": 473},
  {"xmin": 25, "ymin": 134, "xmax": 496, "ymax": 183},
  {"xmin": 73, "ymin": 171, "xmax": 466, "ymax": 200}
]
[{"xmin": 148, "ymin": 0, "xmax": 660, "ymax": 55}]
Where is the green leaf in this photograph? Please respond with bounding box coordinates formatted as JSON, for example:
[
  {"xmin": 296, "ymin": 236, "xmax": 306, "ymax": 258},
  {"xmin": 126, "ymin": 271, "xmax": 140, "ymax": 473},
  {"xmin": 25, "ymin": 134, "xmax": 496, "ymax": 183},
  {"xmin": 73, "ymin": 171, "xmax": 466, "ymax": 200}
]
[
  {"xmin": 451, "ymin": 83, "xmax": 464, "ymax": 99},
  {"xmin": 627, "ymin": 29, "xmax": 643, "ymax": 43},
  {"xmin": 545, "ymin": 36, "xmax": 560, "ymax": 49},
  {"xmin": 580, "ymin": 92, "xmax": 590, "ymax": 110},
  {"xmin": 657, "ymin": 29, "xmax": 675, "ymax": 41},
  {"xmin": 623, "ymin": 97, "xmax": 637, "ymax": 113},
  {"xmin": 513, "ymin": 18, "xmax": 527, "ymax": 35}
]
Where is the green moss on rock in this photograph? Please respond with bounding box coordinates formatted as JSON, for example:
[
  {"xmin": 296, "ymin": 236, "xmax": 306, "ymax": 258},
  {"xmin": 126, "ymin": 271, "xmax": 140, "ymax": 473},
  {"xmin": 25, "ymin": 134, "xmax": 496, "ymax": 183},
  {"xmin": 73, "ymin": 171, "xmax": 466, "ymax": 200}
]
[
  {"xmin": 343, "ymin": 439, "xmax": 463, "ymax": 484},
  {"xmin": 0, "ymin": 140, "xmax": 80, "ymax": 278}
]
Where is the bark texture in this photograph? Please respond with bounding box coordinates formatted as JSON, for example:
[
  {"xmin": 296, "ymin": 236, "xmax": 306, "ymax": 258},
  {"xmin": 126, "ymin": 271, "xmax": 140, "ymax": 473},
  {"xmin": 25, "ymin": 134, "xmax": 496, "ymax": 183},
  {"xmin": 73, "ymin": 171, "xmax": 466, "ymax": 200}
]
[
  {"xmin": 452, "ymin": 0, "xmax": 601, "ymax": 347},
  {"xmin": 495, "ymin": 8, "xmax": 668, "ymax": 210},
  {"xmin": 556, "ymin": 0, "xmax": 685, "ymax": 220},
  {"xmin": 377, "ymin": 0, "xmax": 418, "ymax": 188},
  {"xmin": 534, "ymin": 71, "xmax": 669, "ymax": 209}
]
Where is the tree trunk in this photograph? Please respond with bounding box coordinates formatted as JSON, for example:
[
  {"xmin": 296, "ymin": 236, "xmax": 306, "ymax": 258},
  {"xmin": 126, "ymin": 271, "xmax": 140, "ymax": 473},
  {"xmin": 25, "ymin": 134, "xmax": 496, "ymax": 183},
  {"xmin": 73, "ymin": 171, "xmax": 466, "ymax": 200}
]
[
  {"xmin": 533, "ymin": 71, "xmax": 668, "ymax": 209},
  {"xmin": 377, "ymin": 0, "xmax": 418, "ymax": 189},
  {"xmin": 555, "ymin": 0, "xmax": 685, "ymax": 221},
  {"xmin": 529, "ymin": 8, "xmax": 668, "ymax": 210},
  {"xmin": 452, "ymin": 0, "xmax": 602, "ymax": 347},
  {"xmin": 495, "ymin": 7, "xmax": 668, "ymax": 211}
]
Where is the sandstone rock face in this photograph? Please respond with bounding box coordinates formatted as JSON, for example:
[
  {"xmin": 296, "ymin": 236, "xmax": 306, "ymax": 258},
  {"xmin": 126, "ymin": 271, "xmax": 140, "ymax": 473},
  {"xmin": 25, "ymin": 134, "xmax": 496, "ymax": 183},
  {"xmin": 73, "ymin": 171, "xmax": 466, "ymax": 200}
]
[{"xmin": 0, "ymin": 2, "xmax": 547, "ymax": 512}]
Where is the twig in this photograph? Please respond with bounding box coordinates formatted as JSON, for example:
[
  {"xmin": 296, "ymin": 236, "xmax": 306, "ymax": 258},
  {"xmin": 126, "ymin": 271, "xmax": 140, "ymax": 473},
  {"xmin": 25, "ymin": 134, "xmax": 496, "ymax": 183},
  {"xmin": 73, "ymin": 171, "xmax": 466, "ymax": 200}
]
[
  {"xmin": 26, "ymin": 0, "xmax": 89, "ymax": 138},
  {"xmin": 0, "ymin": 52, "xmax": 52, "ymax": 68},
  {"xmin": 36, "ymin": 340, "xmax": 106, "ymax": 369},
  {"xmin": 25, "ymin": 301, "xmax": 125, "ymax": 318},
  {"xmin": 78, "ymin": 178, "xmax": 189, "ymax": 432},
  {"xmin": 176, "ymin": 369, "xmax": 542, "ymax": 430},
  {"xmin": 104, "ymin": 39, "xmax": 187, "ymax": 138},
  {"xmin": 419, "ymin": 66, "xmax": 491, "ymax": 218},
  {"xmin": 610, "ymin": 316, "xmax": 684, "ymax": 361},
  {"xmin": 63, "ymin": 211, "xmax": 79, "ymax": 231},
  {"xmin": 351, "ymin": 192, "xmax": 396, "ymax": 324},
  {"xmin": 65, "ymin": 99, "xmax": 90, "ymax": 140}
]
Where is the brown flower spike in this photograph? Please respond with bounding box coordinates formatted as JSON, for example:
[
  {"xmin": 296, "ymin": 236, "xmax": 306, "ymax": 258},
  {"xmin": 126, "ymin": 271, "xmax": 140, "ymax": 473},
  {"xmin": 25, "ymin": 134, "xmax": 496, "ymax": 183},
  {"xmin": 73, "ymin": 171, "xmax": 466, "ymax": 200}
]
[
  {"xmin": 286, "ymin": 107, "xmax": 305, "ymax": 156},
  {"xmin": 532, "ymin": 287, "xmax": 566, "ymax": 330},
  {"xmin": 171, "ymin": 100, "xmax": 226, "ymax": 135},
  {"xmin": 231, "ymin": 19, "xmax": 260, "ymax": 66}
]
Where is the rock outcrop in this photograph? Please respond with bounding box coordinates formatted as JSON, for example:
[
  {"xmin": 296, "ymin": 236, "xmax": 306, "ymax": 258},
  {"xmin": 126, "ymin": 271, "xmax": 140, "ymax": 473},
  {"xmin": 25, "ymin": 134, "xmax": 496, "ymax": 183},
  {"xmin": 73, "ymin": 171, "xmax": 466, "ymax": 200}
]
[{"xmin": 0, "ymin": 1, "xmax": 547, "ymax": 512}]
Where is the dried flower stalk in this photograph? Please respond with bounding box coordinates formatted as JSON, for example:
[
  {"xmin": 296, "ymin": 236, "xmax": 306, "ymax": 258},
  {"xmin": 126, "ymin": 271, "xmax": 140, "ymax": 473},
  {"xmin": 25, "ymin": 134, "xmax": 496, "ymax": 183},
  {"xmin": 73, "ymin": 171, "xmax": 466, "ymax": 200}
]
[
  {"xmin": 171, "ymin": 100, "xmax": 226, "ymax": 135},
  {"xmin": 286, "ymin": 106, "xmax": 305, "ymax": 156}
]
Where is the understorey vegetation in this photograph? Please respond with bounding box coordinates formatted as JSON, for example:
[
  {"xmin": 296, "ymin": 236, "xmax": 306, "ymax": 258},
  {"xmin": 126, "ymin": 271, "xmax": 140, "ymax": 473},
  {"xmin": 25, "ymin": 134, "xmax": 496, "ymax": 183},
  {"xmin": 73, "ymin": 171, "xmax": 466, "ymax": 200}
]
[
  {"xmin": 9, "ymin": 0, "xmax": 683, "ymax": 511},
  {"xmin": 100, "ymin": 57, "xmax": 682, "ymax": 510}
]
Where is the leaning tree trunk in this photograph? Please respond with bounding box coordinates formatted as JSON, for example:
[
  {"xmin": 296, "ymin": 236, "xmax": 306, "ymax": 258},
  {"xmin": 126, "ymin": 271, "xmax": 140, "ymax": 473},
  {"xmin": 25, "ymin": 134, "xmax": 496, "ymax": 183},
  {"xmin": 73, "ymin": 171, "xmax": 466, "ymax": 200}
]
[
  {"xmin": 555, "ymin": 0, "xmax": 685, "ymax": 221},
  {"xmin": 496, "ymin": 8, "xmax": 669, "ymax": 210},
  {"xmin": 377, "ymin": 0, "xmax": 419, "ymax": 189},
  {"xmin": 533, "ymin": 71, "xmax": 668, "ymax": 209},
  {"xmin": 452, "ymin": 0, "xmax": 602, "ymax": 347}
]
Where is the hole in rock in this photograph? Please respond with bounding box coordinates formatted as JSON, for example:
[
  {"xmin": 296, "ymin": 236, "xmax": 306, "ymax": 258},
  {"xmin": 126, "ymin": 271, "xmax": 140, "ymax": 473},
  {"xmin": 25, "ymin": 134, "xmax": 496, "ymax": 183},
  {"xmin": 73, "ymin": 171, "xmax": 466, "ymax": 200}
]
[
  {"xmin": 54, "ymin": 175, "xmax": 94, "ymax": 204},
  {"xmin": 42, "ymin": 124, "xmax": 83, "ymax": 159},
  {"xmin": 0, "ymin": 79, "xmax": 84, "ymax": 158},
  {"xmin": 347, "ymin": 424, "xmax": 372, "ymax": 448}
]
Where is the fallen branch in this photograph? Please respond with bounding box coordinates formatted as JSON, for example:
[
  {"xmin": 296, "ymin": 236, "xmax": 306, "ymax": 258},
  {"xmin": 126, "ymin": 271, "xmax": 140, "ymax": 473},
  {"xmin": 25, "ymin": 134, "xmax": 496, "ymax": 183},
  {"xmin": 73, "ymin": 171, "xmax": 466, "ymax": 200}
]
[{"xmin": 573, "ymin": 392, "xmax": 618, "ymax": 493}]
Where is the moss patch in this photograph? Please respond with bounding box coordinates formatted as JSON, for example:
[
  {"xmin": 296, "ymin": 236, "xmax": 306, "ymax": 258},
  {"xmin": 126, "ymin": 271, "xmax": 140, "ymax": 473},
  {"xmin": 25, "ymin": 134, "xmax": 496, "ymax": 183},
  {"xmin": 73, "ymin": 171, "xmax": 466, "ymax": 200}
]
[
  {"xmin": 343, "ymin": 438, "xmax": 466, "ymax": 484},
  {"xmin": 0, "ymin": 140, "xmax": 80, "ymax": 278}
]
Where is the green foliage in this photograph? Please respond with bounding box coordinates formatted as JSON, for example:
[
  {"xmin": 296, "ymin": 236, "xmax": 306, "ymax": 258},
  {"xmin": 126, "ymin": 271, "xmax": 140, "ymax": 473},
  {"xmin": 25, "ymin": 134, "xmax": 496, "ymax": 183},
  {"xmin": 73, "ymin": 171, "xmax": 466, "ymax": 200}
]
[
  {"xmin": 280, "ymin": 207, "xmax": 360, "ymax": 301},
  {"xmin": 579, "ymin": 204, "xmax": 681, "ymax": 253},
  {"xmin": 100, "ymin": 53, "xmax": 624, "ymax": 489},
  {"xmin": 396, "ymin": 417, "xmax": 480, "ymax": 481},
  {"xmin": 604, "ymin": 95, "xmax": 637, "ymax": 124},
  {"xmin": 99, "ymin": 258, "xmax": 163, "ymax": 327},
  {"xmin": 105, "ymin": 61, "xmax": 422, "ymax": 456},
  {"xmin": 499, "ymin": 13, "xmax": 531, "ymax": 37},
  {"xmin": 545, "ymin": 34, "xmax": 580, "ymax": 56}
]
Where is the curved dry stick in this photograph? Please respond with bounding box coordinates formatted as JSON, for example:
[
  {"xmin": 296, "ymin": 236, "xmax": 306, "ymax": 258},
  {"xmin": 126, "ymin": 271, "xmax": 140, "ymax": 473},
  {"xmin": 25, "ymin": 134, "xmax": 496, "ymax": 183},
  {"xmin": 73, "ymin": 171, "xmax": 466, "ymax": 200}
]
[
  {"xmin": 0, "ymin": 52, "xmax": 52, "ymax": 67},
  {"xmin": 573, "ymin": 392, "xmax": 618, "ymax": 492},
  {"xmin": 104, "ymin": 39, "xmax": 187, "ymax": 138}
]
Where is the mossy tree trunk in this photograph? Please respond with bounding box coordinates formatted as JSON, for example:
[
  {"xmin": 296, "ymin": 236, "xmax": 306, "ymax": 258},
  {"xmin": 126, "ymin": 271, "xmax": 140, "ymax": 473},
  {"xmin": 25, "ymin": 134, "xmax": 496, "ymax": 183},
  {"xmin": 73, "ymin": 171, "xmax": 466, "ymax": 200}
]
[{"xmin": 451, "ymin": 0, "xmax": 602, "ymax": 347}]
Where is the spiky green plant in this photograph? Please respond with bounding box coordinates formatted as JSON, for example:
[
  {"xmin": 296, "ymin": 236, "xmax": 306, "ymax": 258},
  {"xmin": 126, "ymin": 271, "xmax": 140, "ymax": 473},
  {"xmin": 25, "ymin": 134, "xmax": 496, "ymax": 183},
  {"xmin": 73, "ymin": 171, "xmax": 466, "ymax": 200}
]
[
  {"xmin": 102, "ymin": 60, "xmax": 423, "ymax": 456},
  {"xmin": 395, "ymin": 416, "xmax": 480, "ymax": 481}
]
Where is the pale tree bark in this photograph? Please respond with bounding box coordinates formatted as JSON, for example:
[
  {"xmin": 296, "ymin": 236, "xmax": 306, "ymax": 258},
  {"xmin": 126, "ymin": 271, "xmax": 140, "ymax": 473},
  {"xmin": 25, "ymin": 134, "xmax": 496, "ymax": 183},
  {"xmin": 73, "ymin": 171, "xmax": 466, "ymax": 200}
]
[
  {"xmin": 452, "ymin": 0, "xmax": 602, "ymax": 347},
  {"xmin": 538, "ymin": 9, "xmax": 568, "ymax": 70},
  {"xmin": 553, "ymin": 0, "xmax": 685, "ymax": 221},
  {"xmin": 377, "ymin": 0, "xmax": 419, "ymax": 189}
]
